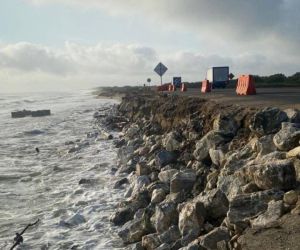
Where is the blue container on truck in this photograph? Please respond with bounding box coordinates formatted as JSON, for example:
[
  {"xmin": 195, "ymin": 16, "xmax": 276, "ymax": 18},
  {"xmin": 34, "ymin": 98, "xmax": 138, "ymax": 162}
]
[{"xmin": 206, "ymin": 67, "xmax": 229, "ymax": 88}]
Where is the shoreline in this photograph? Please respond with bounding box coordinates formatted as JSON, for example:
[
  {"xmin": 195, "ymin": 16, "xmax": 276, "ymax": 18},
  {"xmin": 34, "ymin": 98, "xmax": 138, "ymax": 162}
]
[{"xmin": 103, "ymin": 88, "xmax": 300, "ymax": 250}]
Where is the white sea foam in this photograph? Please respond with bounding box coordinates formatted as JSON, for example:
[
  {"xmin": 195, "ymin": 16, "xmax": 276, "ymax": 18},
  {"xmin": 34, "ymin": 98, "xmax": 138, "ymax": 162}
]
[{"xmin": 0, "ymin": 91, "xmax": 125, "ymax": 249}]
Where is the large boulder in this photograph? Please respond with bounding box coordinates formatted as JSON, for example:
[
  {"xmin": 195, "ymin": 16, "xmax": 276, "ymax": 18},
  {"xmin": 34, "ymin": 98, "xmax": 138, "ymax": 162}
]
[
  {"xmin": 156, "ymin": 150, "xmax": 178, "ymax": 168},
  {"xmin": 110, "ymin": 207, "xmax": 134, "ymax": 226},
  {"xmin": 238, "ymin": 159, "xmax": 296, "ymax": 190},
  {"xmin": 227, "ymin": 189, "xmax": 284, "ymax": 229},
  {"xmin": 213, "ymin": 113, "xmax": 239, "ymax": 135},
  {"xmin": 142, "ymin": 233, "xmax": 161, "ymax": 250},
  {"xmin": 273, "ymin": 123, "xmax": 300, "ymax": 151},
  {"xmin": 209, "ymin": 148, "xmax": 225, "ymax": 167},
  {"xmin": 284, "ymin": 108, "xmax": 300, "ymax": 123},
  {"xmin": 286, "ymin": 146, "xmax": 300, "ymax": 158},
  {"xmin": 196, "ymin": 189, "xmax": 229, "ymax": 220},
  {"xmin": 251, "ymin": 200, "xmax": 284, "ymax": 229},
  {"xmin": 193, "ymin": 130, "xmax": 233, "ymax": 162},
  {"xmin": 158, "ymin": 225, "xmax": 181, "ymax": 245},
  {"xmin": 151, "ymin": 188, "xmax": 166, "ymax": 204},
  {"xmin": 118, "ymin": 211, "xmax": 153, "ymax": 244},
  {"xmin": 170, "ymin": 170, "xmax": 196, "ymax": 193},
  {"xmin": 151, "ymin": 202, "xmax": 178, "ymax": 233},
  {"xmin": 217, "ymin": 174, "xmax": 244, "ymax": 201},
  {"xmin": 162, "ymin": 132, "xmax": 181, "ymax": 151},
  {"xmin": 251, "ymin": 135, "xmax": 277, "ymax": 157},
  {"xmin": 178, "ymin": 201, "xmax": 206, "ymax": 237},
  {"xmin": 198, "ymin": 227, "xmax": 230, "ymax": 250},
  {"xmin": 250, "ymin": 107, "xmax": 288, "ymax": 135},
  {"xmin": 130, "ymin": 176, "xmax": 151, "ymax": 197},
  {"xmin": 158, "ymin": 169, "xmax": 179, "ymax": 183}
]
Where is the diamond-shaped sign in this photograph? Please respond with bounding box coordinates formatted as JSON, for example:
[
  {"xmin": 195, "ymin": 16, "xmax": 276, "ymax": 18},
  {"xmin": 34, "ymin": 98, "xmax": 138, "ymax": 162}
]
[{"xmin": 154, "ymin": 62, "xmax": 168, "ymax": 77}]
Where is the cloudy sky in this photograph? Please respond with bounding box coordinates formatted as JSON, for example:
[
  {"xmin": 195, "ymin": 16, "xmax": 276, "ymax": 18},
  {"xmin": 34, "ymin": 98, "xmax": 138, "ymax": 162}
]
[{"xmin": 0, "ymin": 0, "xmax": 299, "ymax": 92}]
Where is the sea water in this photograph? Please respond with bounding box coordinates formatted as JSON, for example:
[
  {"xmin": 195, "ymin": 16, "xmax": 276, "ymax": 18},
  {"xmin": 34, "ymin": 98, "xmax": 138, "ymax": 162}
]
[{"xmin": 0, "ymin": 91, "xmax": 125, "ymax": 249}]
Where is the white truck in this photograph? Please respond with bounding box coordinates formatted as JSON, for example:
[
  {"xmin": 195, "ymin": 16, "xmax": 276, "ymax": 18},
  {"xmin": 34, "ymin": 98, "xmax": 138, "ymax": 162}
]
[{"xmin": 206, "ymin": 66, "xmax": 229, "ymax": 88}]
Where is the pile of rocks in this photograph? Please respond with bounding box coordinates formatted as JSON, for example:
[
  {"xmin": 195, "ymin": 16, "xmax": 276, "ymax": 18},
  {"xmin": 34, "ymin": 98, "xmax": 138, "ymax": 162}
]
[{"xmin": 108, "ymin": 94, "xmax": 300, "ymax": 250}]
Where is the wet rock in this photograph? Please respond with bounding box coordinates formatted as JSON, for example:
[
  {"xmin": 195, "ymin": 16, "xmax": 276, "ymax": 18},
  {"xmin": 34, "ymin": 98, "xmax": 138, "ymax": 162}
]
[
  {"xmin": 227, "ymin": 189, "xmax": 284, "ymax": 229},
  {"xmin": 131, "ymin": 242, "xmax": 144, "ymax": 250},
  {"xmin": 170, "ymin": 170, "xmax": 196, "ymax": 193},
  {"xmin": 238, "ymin": 159, "xmax": 296, "ymax": 190},
  {"xmin": 284, "ymin": 108, "xmax": 300, "ymax": 123},
  {"xmin": 78, "ymin": 178, "xmax": 94, "ymax": 185},
  {"xmin": 151, "ymin": 202, "xmax": 178, "ymax": 233},
  {"xmin": 283, "ymin": 190, "xmax": 298, "ymax": 205},
  {"xmin": 113, "ymin": 177, "xmax": 129, "ymax": 189},
  {"xmin": 151, "ymin": 189, "xmax": 166, "ymax": 204},
  {"xmin": 158, "ymin": 169, "xmax": 179, "ymax": 183},
  {"xmin": 162, "ymin": 132, "xmax": 181, "ymax": 151},
  {"xmin": 273, "ymin": 123, "xmax": 300, "ymax": 151},
  {"xmin": 193, "ymin": 130, "xmax": 233, "ymax": 161},
  {"xmin": 131, "ymin": 176, "xmax": 151, "ymax": 197},
  {"xmin": 250, "ymin": 107, "xmax": 288, "ymax": 135},
  {"xmin": 136, "ymin": 162, "xmax": 151, "ymax": 176},
  {"xmin": 251, "ymin": 200, "xmax": 284, "ymax": 229},
  {"xmin": 198, "ymin": 227, "xmax": 230, "ymax": 250},
  {"xmin": 125, "ymin": 124, "xmax": 140, "ymax": 139},
  {"xmin": 110, "ymin": 207, "xmax": 134, "ymax": 226},
  {"xmin": 156, "ymin": 150, "xmax": 178, "ymax": 168},
  {"xmin": 158, "ymin": 225, "xmax": 181, "ymax": 245},
  {"xmin": 142, "ymin": 233, "xmax": 161, "ymax": 250},
  {"xmin": 65, "ymin": 213, "xmax": 86, "ymax": 226},
  {"xmin": 147, "ymin": 182, "xmax": 170, "ymax": 195},
  {"xmin": 178, "ymin": 201, "xmax": 206, "ymax": 237},
  {"xmin": 196, "ymin": 188, "xmax": 229, "ymax": 220},
  {"xmin": 241, "ymin": 182, "xmax": 260, "ymax": 194},
  {"xmin": 114, "ymin": 138, "xmax": 126, "ymax": 148},
  {"xmin": 118, "ymin": 211, "xmax": 153, "ymax": 244},
  {"xmin": 156, "ymin": 243, "xmax": 171, "ymax": 250}
]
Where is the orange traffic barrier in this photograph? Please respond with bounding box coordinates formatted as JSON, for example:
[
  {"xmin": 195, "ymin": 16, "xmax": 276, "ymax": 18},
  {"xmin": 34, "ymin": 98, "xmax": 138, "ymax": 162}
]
[
  {"xmin": 157, "ymin": 84, "xmax": 169, "ymax": 91},
  {"xmin": 181, "ymin": 83, "xmax": 187, "ymax": 92},
  {"xmin": 201, "ymin": 80, "xmax": 211, "ymax": 93},
  {"xmin": 168, "ymin": 84, "xmax": 176, "ymax": 92},
  {"xmin": 236, "ymin": 75, "xmax": 256, "ymax": 95}
]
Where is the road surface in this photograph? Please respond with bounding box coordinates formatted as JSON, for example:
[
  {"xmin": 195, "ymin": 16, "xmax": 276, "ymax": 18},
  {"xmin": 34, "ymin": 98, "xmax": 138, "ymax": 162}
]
[{"xmin": 178, "ymin": 87, "xmax": 300, "ymax": 109}]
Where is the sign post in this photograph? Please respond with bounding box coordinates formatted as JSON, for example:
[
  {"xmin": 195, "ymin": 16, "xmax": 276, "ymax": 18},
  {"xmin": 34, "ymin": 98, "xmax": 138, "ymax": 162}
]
[{"xmin": 154, "ymin": 62, "xmax": 168, "ymax": 85}]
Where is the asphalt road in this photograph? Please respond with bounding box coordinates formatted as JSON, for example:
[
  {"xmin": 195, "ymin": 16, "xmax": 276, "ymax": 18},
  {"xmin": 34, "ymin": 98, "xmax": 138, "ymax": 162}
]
[{"xmin": 179, "ymin": 87, "xmax": 300, "ymax": 109}]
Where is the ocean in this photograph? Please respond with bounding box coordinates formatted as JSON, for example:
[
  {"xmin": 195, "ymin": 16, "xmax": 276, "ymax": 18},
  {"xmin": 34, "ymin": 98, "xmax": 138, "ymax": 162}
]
[{"xmin": 0, "ymin": 91, "xmax": 124, "ymax": 249}]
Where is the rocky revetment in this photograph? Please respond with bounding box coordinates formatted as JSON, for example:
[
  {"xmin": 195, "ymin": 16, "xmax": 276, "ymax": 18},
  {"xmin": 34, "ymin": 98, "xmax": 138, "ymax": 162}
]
[{"xmin": 98, "ymin": 89, "xmax": 300, "ymax": 250}]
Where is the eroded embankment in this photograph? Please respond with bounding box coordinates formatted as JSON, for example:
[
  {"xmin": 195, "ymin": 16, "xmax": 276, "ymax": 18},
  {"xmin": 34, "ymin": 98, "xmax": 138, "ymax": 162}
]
[{"xmin": 107, "ymin": 92, "xmax": 300, "ymax": 250}]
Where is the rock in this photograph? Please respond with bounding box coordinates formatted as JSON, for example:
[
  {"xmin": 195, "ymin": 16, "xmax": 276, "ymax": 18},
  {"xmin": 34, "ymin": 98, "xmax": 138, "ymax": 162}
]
[
  {"xmin": 118, "ymin": 211, "xmax": 153, "ymax": 244},
  {"xmin": 113, "ymin": 177, "xmax": 129, "ymax": 189},
  {"xmin": 253, "ymin": 135, "xmax": 277, "ymax": 157},
  {"xmin": 131, "ymin": 176, "xmax": 151, "ymax": 197},
  {"xmin": 193, "ymin": 130, "xmax": 233, "ymax": 161},
  {"xmin": 156, "ymin": 243, "xmax": 171, "ymax": 250},
  {"xmin": 131, "ymin": 242, "xmax": 144, "ymax": 250},
  {"xmin": 151, "ymin": 202, "xmax": 178, "ymax": 233},
  {"xmin": 164, "ymin": 192, "xmax": 186, "ymax": 204},
  {"xmin": 158, "ymin": 169, "xmax": 179, "ymax": 183},
  {"xmin": 251, "ymin": 200, "xmax": 284, "ymax": 229},
  {"xmin": 170, "ymin": 170, "xmax": 196, "ymax": 193},
  {"xmin": 156, "ymin": 150, "xmax": 178, "ymax": 168},
  {"xmin": 196, "ymin": 188, "xmax": 229, "ymax": 220},
  {"xmin": 125, "ymin": 125, "xmax": 140, "ymax": 139},
  {"xmin": 178, "ymin": 201, "xmax": 206, "ymax": 237},
  {"xmin": 284, "ymin": 108, "xmax": 300, "ymax": 123},
  {"xmin": 78, "ymin": 178, "xmax": 94, "ymax": 185},
  {"xmin": 287, "ymin": 146, "xmax": 300, "ymax": 158},
  {"xmin": 110, "ymin": 207, "xmax": 134, "ymax": 226},
  {"xmin": 209, "ymin": 148, "xmax": 225, "ymax": 166},
  {"xmin": 250, "ymin": 107, "xmax": 288, "ymax": 135},
  {"xmin": 136, "ymin": 162, "xmax": 151, "ymax": 176},
  {"xmin": 142, "ymin": 233, "xmax": 161, "ymax": 250},
  {"xmin": 283, "ymin": 190, "xmax": 298, "ymax": 205},
  {"xmin": 162, "ymin": 132, "xmax": 181, "ymax": 151},
  {"xmin": 198, "ymin": 227, "xmax": 230, "ymax": 250},
  {"xmin": 273, "ymin": 123, "xmax": 300, "ymax": 151},
  {"xmin": 291, "ymin": 201, "xmax": 300, "ymax": 214},
  {"xmin": 205, "ymin": 170, "xmax": 219, "ymax": 190},
  {"xmin": 227, "ymin": 189, "xmax": 284, "ymax": 229},
  {"xmin": 294, "ymin": 159, "xmax": 300, "ymax": 181},
  {"xmin": 147, "ymin": 182, "xmax": 169, "ymax": 195},
  {"xmin": 241, "ymin": 182, "xmax": 260, "ymax": 194},
  {"xmin": 213, "ymin": 113, "xmax": 239, "ymax": 135},
  {"xmin": 151, "ymin": 189, "xmax": 166, "ymax": 204},
  {"xmin": 238, "ymin": 159, "xmax": 296, "ymax": 190},
  {"xmin": 158, "ymin": 225, "xmax": 181, "ymax": 245},
  {"xmin": 217, "ymin": 175, "xmax": 244, "ymax": 201}
]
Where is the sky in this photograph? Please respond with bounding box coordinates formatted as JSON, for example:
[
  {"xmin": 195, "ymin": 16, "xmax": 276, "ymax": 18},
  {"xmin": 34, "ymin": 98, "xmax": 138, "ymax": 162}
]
[{"xmin": 0, "ymin": 0, "xmax": 299, "ymax": 92}]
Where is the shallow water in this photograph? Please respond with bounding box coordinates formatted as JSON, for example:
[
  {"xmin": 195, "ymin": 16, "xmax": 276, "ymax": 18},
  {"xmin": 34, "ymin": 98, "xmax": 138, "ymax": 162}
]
[{"xmin": 0, "ymin": 91, "xmax": 125, "ymax": 249}]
